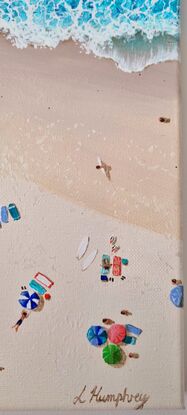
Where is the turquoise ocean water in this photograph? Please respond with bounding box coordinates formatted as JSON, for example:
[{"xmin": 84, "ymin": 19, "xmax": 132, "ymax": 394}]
[{"xmin": 0, "ymin": 0, "xmax": 180, "ymax": 71}]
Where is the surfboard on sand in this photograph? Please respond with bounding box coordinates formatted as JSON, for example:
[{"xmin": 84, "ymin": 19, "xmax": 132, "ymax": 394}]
[
  {"xmin": 76, "ymin": 236, "xmax": 90, "ymax": 260},
  {"xmin": 81, "ymin": 249, "xmax": 98, "ymax": 271}
]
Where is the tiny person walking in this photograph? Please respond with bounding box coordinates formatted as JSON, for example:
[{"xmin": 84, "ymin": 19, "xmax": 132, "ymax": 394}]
[
  {"xmin": 96, "ymin": 157, "xmax": 112, "ymax": 181},
  {"xmin": 12, "ymin": 311, "xmax": 29, "ymax": 332}
]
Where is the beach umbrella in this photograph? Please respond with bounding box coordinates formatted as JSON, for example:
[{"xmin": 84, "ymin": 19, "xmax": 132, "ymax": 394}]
[
  {"xmin": 108, "ymin": 324, "xmax": 126, "ymax": 344},
  {"xmin": 18, "ymin": 290, "xmax": 40, "ymax": 310},
  {"xmin": 102, "ymin": 344, "xmax": 122, "ymax": 365},
  {"xmin": 170, "ymin": 285, "xmax": 184, "ymax": 308},
  {"xmin": 87, "ymin": 325, "xmax": 108, "ymax": 346}
]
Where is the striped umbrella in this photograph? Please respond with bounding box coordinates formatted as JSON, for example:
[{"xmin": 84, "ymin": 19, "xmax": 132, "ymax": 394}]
[{"xmin": 18, "ymin": 290, "xmax": 40, "ymax": 310}]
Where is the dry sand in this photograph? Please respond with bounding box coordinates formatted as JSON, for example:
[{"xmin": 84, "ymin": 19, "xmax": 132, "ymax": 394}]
[
  {"xmin": 0, "ymin": 36, "xmax": 180, "ymax": 238},
  {"xmin": 0, "ymin": 177, "xmax": 183, "ymax": 410},
  {"xmin": 0, "ymin": 36, "xmax": 183, "ymax": 410}
]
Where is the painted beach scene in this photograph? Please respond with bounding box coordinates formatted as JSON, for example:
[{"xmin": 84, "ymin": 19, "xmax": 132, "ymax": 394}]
[{"xmin": 0, "ymin": 0, "xmax": 184, "ymax": 410}]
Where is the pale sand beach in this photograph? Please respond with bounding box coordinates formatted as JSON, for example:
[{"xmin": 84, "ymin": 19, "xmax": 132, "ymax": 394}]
[
  {"xmin": 0, "ymin": 36, "xmax": 180, "ymax": 238},
  {"xmin": 0, "ymin": 178, "xmax": 183, "ymax": 410},
  {"xmin": 0, "ymin": 35, "xmax": 183, "ymax": 410}
]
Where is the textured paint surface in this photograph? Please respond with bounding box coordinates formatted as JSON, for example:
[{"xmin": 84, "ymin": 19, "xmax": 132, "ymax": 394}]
[
  {"xmin": 0, "ymin": 178, "xmax": 183, "ymax": 409},
  {"xmin": 0, "ymin": 3, "xmax": 182, "ymax": 407}
]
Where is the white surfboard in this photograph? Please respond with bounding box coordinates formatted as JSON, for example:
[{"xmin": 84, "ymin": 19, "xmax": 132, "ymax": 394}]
[
  {"xmin": 81, "ymin": 249, "xmax": 98, "ymax": 271},
  {"xmin": 76, "ymin": 236, "xmax": 90, "ymax": 260}
]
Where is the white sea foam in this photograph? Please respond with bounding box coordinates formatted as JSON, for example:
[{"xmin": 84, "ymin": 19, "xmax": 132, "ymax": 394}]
[
  {"xmin": 0, "ymin": 17, "xmax": 179, "ymax": 72},
  {"xmin": 0, "ymin": 0, "xmax": 180, "ymax": 72},
  {"xmin": 86, "ymin": 34, "xmax": 179, "ymax": 72}
]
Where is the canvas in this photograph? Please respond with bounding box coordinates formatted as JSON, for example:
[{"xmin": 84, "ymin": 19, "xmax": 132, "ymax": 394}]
[{"xmin": 0, "ymin": 0, "xmax": 184, "ymax": 410}]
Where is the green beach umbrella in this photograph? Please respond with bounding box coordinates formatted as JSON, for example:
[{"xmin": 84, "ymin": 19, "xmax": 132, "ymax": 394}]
[{"xmin": 102, "ymin": 343, "xmax": 122, "ymax": 365}]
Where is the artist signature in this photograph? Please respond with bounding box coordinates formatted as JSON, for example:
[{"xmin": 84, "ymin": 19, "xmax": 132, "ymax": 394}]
[{"xmin": 73, "ymin": 385, "xmax": 150, "ymax": 409}]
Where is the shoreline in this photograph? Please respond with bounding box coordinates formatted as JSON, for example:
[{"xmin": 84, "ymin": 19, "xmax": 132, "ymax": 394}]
[
  {"xmin": 0, "ymin": 30, "xmax": 179, "ymax": 73},
  {"xmin": 0, "ymin": 36, "xmax": 180, "ymax": 238}
]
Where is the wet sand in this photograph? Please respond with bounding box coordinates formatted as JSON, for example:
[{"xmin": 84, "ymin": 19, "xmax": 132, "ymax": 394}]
[{"xmin": 0, "ymin": 36, "xmax": 180, "ymax": 238}]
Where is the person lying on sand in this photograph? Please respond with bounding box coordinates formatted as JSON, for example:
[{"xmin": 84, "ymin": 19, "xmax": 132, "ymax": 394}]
[
  {"xmin": 102, "ymin": 257, "xmax": 111, "ymax": 270},
  {"xmin": 159, "ymin": 116, "xmax": 170, "ymax": 123},
  {"xmin": 102, "ymin": 318, "xmax": 115, "ymax": 325},
  {"xmin": 172, "ymin": 279, "xmax": 182, "ymax": 285},
  {"xmin": 12, "ymin": 311, "xmax": 29, "ymax": 332},
  {"xmin": 96, "ymin": 157, "xmax": 112, "ymax": 181}
]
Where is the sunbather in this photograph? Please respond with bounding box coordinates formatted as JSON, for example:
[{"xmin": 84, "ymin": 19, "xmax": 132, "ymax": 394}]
[{"xmin": 12, "ymin": 311, "xmax": 29, "ymax": 332}]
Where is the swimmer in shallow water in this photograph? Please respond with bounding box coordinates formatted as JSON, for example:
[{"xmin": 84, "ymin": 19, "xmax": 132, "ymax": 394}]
[{"xmin": 12, "ymin": 311, "xmax": 29, "ymax": 332}]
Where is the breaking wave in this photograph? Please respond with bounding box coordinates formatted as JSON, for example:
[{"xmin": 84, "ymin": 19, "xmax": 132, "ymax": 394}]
[{"xmin": 0, "ymin": 0, "xmax": 180, "ymax": 72}]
